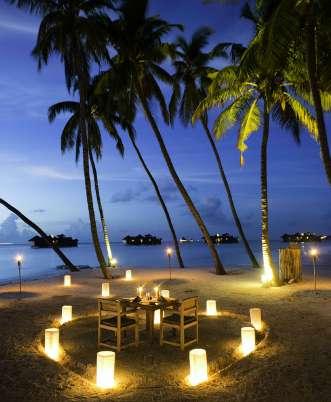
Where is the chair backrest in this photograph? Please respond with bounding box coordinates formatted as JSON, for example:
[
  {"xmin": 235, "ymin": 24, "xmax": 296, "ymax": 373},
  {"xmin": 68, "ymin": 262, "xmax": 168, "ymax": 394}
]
[
  {"xmin": 180, "ymin": 296, "xmax": 198, "ymax": 313},
  {"xmin": 100, "ymin": 300, "xmax": 123, "ymax": 314}
]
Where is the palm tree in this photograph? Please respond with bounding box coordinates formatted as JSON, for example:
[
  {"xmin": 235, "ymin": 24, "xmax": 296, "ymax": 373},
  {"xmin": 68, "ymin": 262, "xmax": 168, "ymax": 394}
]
[
  {"xmin": 10, "ymin": 0, "xmax": 113, "ymax": 278},
  {"xmin": 0, "ymin": 198, "xmax": 78, "ymax": 271},
  {"xmin": 102, "ymin": 0, "xmax": 226, "ymax": 274},
  {"xmin": 243, "ymin": 0, "xmax": 331, "ymax": 184},
  {"xmin": 194, "ymin": 64, "xmax": 318, "ymax": 285},
  {"xmin": 92, "ymin": 82, "xmax": 185, "ymax": 268},
  {"xmin": 48, "ymin": 86, "xmax": 124, "ymax": 268},
  {"xmin": 170, "ymin": 27, "xmax": 259, "ymax": 268}
]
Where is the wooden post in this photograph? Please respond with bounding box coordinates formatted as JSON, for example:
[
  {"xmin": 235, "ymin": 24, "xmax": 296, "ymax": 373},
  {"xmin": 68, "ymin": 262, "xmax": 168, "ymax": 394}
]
[{"xmin": 279, "ymin": 244, "xmax": 302, "ymax": 283}]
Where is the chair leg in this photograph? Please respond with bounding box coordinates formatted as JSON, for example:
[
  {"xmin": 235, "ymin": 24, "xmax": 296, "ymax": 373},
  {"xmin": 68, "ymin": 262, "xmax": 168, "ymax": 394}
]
[
  {"xmin": 135, "ymin": 325, "xmax": 139, "ymax": 347},
  {"xmin": 98, "ymin": 325, "xmax": 101, "ymax": 347},
  {"xmin": 180, "ymin": 328, "xmax": 184, "ymax": 351},
  {"xmin": 196, "ymin": 322, "xmax": 199, "ymax": 344},
  {"xmin": 117, "ymin": 330, "xmax": 121, "ymax": 352},
  {"xmin": 160, "ymin": 323, "xmax": 163, "ymax": 346}
]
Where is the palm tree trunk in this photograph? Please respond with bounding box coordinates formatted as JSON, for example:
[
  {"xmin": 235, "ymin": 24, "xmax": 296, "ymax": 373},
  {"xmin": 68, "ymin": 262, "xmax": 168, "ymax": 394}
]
[
  {"xmin": 128, "ymin": 129, "xmax": 185, "ymax": 268},
  {"xmin": 89, "ymin": 149, "xmax": 113, "ymax": 266},
  {"xmin": 0, "ymin": 198, "xmax": 78, "ymax": 272},
  {"xmin": 306, "ymin": 19, "xmax": 331, "ymax": 185},
  {"xmin": 261, "ymin": 104, "xmax": 278, "ymax": 285},
  {"xmin": 78, "ymin": 79, "xmax": 109, "ymax": 279},
  {"xmin": 201, "ymin": 120, "xmax": 260, "ymax": 268},
  {"xmin": 138, "ymin": 91, "xmax": 226, "ymax": 274}
]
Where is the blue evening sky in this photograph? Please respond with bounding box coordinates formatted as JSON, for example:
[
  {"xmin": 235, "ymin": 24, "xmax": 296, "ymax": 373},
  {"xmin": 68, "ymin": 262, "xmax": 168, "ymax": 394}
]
[{"xmin": 0, "ymin": 0, "xmax": 330, "ymax": 242}]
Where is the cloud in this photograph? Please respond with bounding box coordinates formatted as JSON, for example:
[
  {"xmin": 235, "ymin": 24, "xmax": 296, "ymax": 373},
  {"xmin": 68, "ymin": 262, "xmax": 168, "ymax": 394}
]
[
  {"xmin": 0, "ymin": 19, "xmax": 37, "ymax": 35},
  {"xmin": 24, "ymin": 165, "xmax": 83, "ymax": 181},
  {"xmin": 32, "ymin": 208, "xmax": 46, "ymax": 213},
  {"xmin": 111, "ymin": 185, "xmax": 149, "ymax": 203},
  {"xmin": 0, "ymin": 213, "xmax": 34, "ymax": 243}
]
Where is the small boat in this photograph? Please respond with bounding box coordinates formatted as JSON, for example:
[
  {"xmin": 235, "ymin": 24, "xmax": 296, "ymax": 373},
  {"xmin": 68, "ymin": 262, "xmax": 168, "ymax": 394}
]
[
  {"xmin": 122, "ymin": 234, "xmax": 162, "ymax": 245},
  {"xmin": 29, "ymin": 234, "xmax": 78, "ymax": 248},
  {"xmin": 281, "ymin": 232, "xmax": 328, "ymax": 243}
]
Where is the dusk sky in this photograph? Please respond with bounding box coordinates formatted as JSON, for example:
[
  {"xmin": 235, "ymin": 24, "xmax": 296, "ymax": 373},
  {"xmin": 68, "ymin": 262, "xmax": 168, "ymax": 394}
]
[{"xmin": 0, "ymin": 0, "xmax": 330, "ymax": 243}]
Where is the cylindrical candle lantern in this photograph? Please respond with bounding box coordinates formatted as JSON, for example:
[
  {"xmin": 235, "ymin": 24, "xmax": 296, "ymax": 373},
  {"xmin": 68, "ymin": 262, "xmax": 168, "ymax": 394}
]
[
  {"xmin": 102, "ymin": 282, "xmax": 110, "ymax": 297},
  {"xmin": 189, "ymin": 348, "xmax": 208, "ymax": 386},
  {"xmin": 154, "ymin": 309, "xmax": 161, "ymax": 325},
  {"xmin": 154, "ymin": 286, "xmax": 160, "ymax": 299},
  {"xmin": 250, "ymin": 308, "xmax": 262, "ymax": 331},
  {"xmin": 206, "ymin": 300, "xmax": 217, "ymax": 316},
  {"xmin": 241, "ymin": 326, "xmax": 256, "ymax": 356},
  {"xmin": 61, "ymin": 305, "xmax": 72, "ymax": 324},
  {"xmin": 96, "ymin": 351, "xmax": 115, "ymax": 388},
  {"xmin": 125, "ymin": 269, "xmax": 132, "ymax": 281},
  {"xmin": 45, "ymin": 328, "xmax": 60, "ymax": 360},
  {"xmin": 137, "ymin": 286, "xmax": 143, "ymax": 298},
  {"xmin": 64, "ymin": 274, "xmax": 71, "ymax": 287},
  {"xmin": 160, "ymin": 289, "xmax": 170, "ymax": 298}
]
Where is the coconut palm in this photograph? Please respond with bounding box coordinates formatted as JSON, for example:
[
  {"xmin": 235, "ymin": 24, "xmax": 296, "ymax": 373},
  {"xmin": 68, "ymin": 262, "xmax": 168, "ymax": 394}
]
[
  {"xmin": 170, "ymin": 27, "xmax": 259, "ymax": 268},
  {"xmin": 9, "ymin": 0, "xmax": 114, "ymax": 277},
  {"xmin": 242, "ymin": 0, "xmax": 331, "ymax": 185},
  {"xmin": 194, "ymin": 64, "xmax": 318, "ymax": 285},
  {"xmin": 48, "ymin": 85, "xmax": 124, "ymax": 268},
  {"xmin": 101, "ymin": 0, "xmax": 226, "ymax": 274}
]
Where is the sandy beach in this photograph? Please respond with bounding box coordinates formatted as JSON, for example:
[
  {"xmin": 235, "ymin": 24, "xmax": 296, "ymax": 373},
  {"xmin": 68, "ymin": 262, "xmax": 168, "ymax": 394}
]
[{"xmin": 0, "ymin": 265, "xmax": 330, "ymax": 402}]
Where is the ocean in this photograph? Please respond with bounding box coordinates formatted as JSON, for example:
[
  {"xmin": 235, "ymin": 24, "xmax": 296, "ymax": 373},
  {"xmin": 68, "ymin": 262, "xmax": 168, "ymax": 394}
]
[{"xmin": 0, "ymin": 240, "xmax": 330, "ymax": 284}]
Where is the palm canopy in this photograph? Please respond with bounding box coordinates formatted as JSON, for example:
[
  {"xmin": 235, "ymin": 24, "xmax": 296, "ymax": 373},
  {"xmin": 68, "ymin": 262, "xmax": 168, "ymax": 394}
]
[
  {"xmin": 193, "ymin": 64, "xmax": 319, "ymax": 164},
  {"xmin": 48, "ymin": 83, "xmax": 124, "ymax": 162},
  {"xmin": 9, "ymin": 0, "xmax": 113, "ymax": 92},
  {"xmin": 169, "ymin": 27, "xmax": 229, "ymax": 125},
  {"xmin": 97, "ymin": 0, "xmax": 181, "ymax": 124}
]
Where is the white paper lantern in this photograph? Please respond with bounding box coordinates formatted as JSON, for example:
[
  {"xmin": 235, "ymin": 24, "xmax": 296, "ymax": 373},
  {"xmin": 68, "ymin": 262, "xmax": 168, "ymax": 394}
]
[
  {"xmin": 64, "ymin": 274, "xmax": 71, "ymax": 287},
  {"xmin": 160, "ymin": 289, "xmax": 170, "ymax": 298},
  {"xmin": 241, "ymin": 326, "xmax": 256, "ymax": 356},
  {"xmin": 45, "ymin": 328, "xmax": 60, "ymax": 360},
  {"xmin": 61, "ymin": 305, "xmax": 72, "ymax": 324},
  {"xmin": 154, "ymin": 309, "xmax": 161, "ymax": 325},
  {"xmin": 96, "ymin": 351, "xmax": 115, "ymax": 388},
  {"xmin": 125, "ymin": 269, "xmax": 132, "ymax": 281},
  {"xmin": 102, "ymin": 282, "xmax": 110, "ymax": 297},
  {"xmin": 250, "ymin": 308, "xmax": 262, "ymax": 331},
  {"xmin": 206, "ymin": 300, "xmax": 217, "ymax": 316},
  {"xmin": 137, "ymin": 286, "xmax": 143, "ymax": 298},
  {"xmin": 189, "ymin": 348, "xmax": 208, "ymax": 386}
]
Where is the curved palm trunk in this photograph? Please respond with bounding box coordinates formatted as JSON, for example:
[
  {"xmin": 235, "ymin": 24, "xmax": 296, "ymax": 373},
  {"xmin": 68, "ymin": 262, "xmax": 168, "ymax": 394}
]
[
  {"xmin": 0, "ymin": 198, "xmax": 78, "ymax": 272},
  {"xmin": 261, "ymin": 105, "xmax": 278, "ymax": 285},
  {"xmin": 306, "ymin": 20, "xmax": 331, "ymax": 185},
  {"xmin": 78, "ymin": 80, "xmax": 109, "ymax": 279},
  {"xmin": 138, "ymin": 91, "xmax": 226, "ymax": 274},
  {"xmin": 89, "ymin": 149, "xmax": 113, "ymax": 266},
  {"xmin": 202, "ymin": 120, "xmax": 260, "ymax": 268},
  {"xmin": 128, "ymin": 130, "xmax": 185, "ymax": 268}
]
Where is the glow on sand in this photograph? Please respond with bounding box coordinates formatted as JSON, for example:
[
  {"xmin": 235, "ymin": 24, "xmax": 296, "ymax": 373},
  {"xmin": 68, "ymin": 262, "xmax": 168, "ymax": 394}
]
[
  {"xmin": 188, "ymin": 348, "xmax": 208, "ymax": 386},
  {"xmin": 96, "ymin": 351, "xmax": 116, "ymax": 389}
]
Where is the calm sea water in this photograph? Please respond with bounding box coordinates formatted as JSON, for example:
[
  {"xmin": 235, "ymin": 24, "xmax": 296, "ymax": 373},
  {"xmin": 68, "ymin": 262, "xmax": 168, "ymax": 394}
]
[{"xmin": 0, "ymin": 240, "xmax": 330, "ymax": 284}]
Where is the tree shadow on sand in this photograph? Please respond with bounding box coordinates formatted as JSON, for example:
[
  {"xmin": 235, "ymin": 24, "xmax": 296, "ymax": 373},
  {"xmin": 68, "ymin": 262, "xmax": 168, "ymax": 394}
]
[{"xmin": 0, "ymin": 291, "xmax": 39, "ymax": 299}]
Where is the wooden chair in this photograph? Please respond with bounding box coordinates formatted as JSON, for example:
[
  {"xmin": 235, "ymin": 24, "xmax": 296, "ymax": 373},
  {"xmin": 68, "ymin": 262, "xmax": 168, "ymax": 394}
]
[
  {"xmin": 98, "ymin": 299, "xmax": 139, "ymax": 351},
  {"xmin": 160, "ymin": 296, "xmax": 198, "ymax": 351}
]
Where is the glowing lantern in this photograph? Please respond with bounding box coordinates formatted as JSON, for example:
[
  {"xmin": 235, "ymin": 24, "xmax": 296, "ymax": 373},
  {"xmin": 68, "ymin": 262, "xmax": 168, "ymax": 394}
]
[
  {"xmin": 45, "ymin": 328, "xmax": 60, "ymax": 360},
  {"xmin": 137, "ymin": 285, "xmax": 143, "ymax": 298},
  {"xmin": 160, "ymin": 289, "xmax": 170, "ymax": 298},
  {"xmin": 96, "ymin": 351, "xmax": 115, "ymax": 388},
  {"xmin": 241, "ymin": 327, "xmax": 255, "ymax": 356},
  {"xmin": 125, "ymin": 270, "xmax": 132, "ymax": 281},
  {"xmin": 64, "ymin": 274, "xmax": 71, "ymax": 287},
  {"xmin": 102, "ymin": 282, "xmax": 110, "ymax": 297},
  {"xmin": 61, "ymin": 305, "xmax": 72, "ymax": 324},
  {"xmin": 110, "ymin": 258, "xmax": 117, "ymax": 268},
  {"xmin": 154, "ymin": 286, "xmax": 160, "ymax": 299},
  {"xmin": 250, "ymin": 308, "xmax": 262, "ymax": 331},
  {"xmin": 154, "ymin": 309, "xmax": 161, "ymax": 325},
  {"xmin": 189, "ymin": 348, "xmax": 208, "ymax": 386},
  {"xmin": 206, "ymin": 300, "xmax": 217, "ymax": 316}
]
